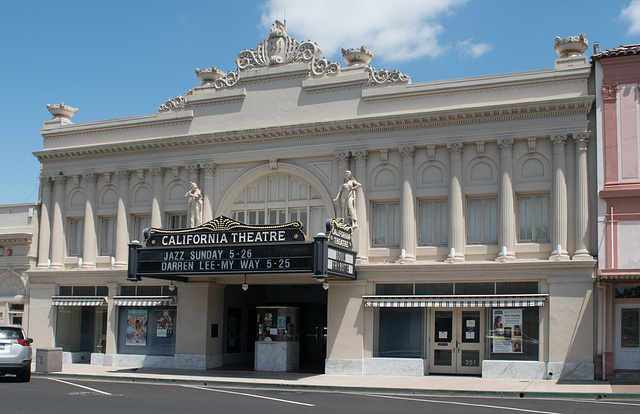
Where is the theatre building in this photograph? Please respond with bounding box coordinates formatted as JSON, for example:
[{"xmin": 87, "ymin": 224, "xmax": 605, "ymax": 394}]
[{"xmin": 27, "ymin": 25, "xmax": 597, "ymax": 379}]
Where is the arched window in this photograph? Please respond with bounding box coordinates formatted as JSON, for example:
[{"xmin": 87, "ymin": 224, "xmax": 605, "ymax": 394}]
[{"xmin": 229, "ymin": 174, "xmax": 329, "ymax": 237}]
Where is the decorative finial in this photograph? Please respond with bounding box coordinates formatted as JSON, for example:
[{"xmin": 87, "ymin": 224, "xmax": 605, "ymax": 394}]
[{"xmin": 46, "ymin": 102, "xmax": 78, "ymax": 120}]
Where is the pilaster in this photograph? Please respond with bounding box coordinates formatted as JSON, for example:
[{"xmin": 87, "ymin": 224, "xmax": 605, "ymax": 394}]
[
  {"xmin": 201, "ymin": 163, "xmax": 216, "ymax": 223},
  {"xmin": 497, "ymin": 139, "xmax": 516, "ymax": 261},
  {"xmin": 82, "ymin": 173, "xmax": 98, "ymax": 268},
  {"xmin": 115, "ymin": 170, "xmax": 130, "ymax": 267},
  {"xmin": 573, "ymin": 132, "xmax": 592, "ymax": 259},
  {"xmin": 447, "ymin": 143, "xmax": 465, "ymax": 262},
  {"xmin": 550, "ymin": 135, "xmax": 570, "ymax": 261},
  {"xmin": 352, "ymin": 151, "xmax": 369, "ymax": 262},
  {"xmin": 49, "ymin": 175, "xmax": 66, "ymax": 269},
  {"xmin": 36, "ymin": 176, "xmax": 52, "ymax": 269},
  {"xmin": 399, "ymin": 146, "xmax": 416, "ymax": 262},
  {"xmin": 150, "ymin": 167, "xmax": 164, "ymax": 228}
]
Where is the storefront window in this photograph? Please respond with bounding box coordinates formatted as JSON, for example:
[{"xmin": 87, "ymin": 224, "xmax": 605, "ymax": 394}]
[
  {"xmin": 374, "ymin": 308, "xmax": 422, "ymax": 358},
  {"xmin": 486, "ymin": 307, "xmax": 538, "ymax": 361},
  {"xmin": 117, "ymin": 307, "xmax": 176, "ymax": 355},
  {"xmin": 55, "ymin": 306, "xmax": 107, "ymax": 353}
]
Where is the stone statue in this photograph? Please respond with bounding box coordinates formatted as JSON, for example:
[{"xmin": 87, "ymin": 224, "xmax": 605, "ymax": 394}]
[
  {"xmin": 185, "ymin": 182, "xmax": 203, "ymax": 227},
  {"xmin": 334, "ymin": 170, "xmax": 361, "ymax": 229}
]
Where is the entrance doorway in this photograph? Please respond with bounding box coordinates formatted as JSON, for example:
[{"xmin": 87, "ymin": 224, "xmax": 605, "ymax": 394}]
[
  {"xmin": 429, "ymin": 308, "xmax": 484, "ymax": 374},
  {"xmin": 614, "ymin": 303, "xmax": 640, "ymax": 370}
]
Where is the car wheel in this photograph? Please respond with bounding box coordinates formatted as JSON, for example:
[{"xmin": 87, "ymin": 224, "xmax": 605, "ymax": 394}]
[{"xmin": 18, "ymin": 369, "xmax": 30, "ymax": 382}]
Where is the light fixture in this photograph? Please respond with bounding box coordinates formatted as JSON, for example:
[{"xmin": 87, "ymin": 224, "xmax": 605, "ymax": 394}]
[
  {"xmin": 323, "ymin": 280, "xmax": 329, "ymax": 290},
  {"xmin": 316, "ymin": 277, "xmax": 325, "ymax": 283},
  {"xmin": 242, "ymin": 274, "xmax": 249, "ymax": 291},
  {"xmin": 77, "ymin": 257, "xmax": 83, "ymax": 269},
  {"xmin": 168, "ymin": 281, "xmax": 176, "ymax": 292}
]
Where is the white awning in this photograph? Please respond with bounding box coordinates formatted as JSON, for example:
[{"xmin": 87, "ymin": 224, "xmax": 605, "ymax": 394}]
[
  {"xmin": 363, "ymin": 294, "xmax": 548, "ymax": 308},
  {"xmin": 114, "ymin": 296, "xmax": 176, "ymax": 307},
  {"xmin": 52, "ymin": 296, "xmax": 106, "ymax": 306}
]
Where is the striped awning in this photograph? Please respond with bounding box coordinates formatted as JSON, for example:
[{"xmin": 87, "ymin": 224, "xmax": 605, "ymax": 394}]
[
  {"xmin": 52, "ymin": 296, "xmax": 106, "ymax": 307},
  {"xmin": 114, "ymin": 296, "xmax": 176, "ymax": 307},
  {"xmin": 363, "ymin": 294, "xmax": 548, "ymax": 308}
]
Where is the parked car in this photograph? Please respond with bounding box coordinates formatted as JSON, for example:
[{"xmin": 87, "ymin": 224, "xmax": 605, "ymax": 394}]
[{"xmin": 0, "ymin": 324, "xmax": 32, "ymax": 382}]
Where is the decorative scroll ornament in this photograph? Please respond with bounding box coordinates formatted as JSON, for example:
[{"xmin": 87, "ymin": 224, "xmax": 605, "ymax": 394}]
[
  {"xmin": 158, "ymin": 95, "xmax": 186, "ymax": 113},
  {"xmin": 312, "ymin": 57, "xmax": 340, "ymax": 76},
  {"xmin": 236, "ymin": 20, "xmax": 322, "ymax": 70},
  {"xmin": 366, "ymin": 67, "xmax": 410, "ymax": 85}
]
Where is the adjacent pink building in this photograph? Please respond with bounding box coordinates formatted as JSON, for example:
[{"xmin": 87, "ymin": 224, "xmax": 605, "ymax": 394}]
[{"xmin": 593, "ymin": 44, "xmax": 640, "ymax": 379}]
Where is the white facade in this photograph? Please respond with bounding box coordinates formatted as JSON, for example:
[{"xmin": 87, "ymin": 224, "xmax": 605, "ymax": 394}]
[
  {"xmin": 0, "ymin": 203, "xmax": 38, "ymax": 333},
  {"xmin": 27, "ymin": 25, "xmax": 597, "ymax": 378}
]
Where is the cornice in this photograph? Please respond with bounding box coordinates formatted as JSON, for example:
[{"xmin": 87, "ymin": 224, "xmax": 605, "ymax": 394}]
[
  {"xmin": 0, "ymin": 233, "xmax": 33, "ymax": 246},
  {"xmin": 40, "ymin": 110, "xmax": 194, "ymax": 140},
  {"xmin": 33, "ymin": 96, "xmax": 593, "ymax": 162},
  {"xmin": 359, "ymin": 258, "xmax": 596, "ymax": 275},
  {"xmin": 363, "ymin": 68, "xmax": 590, "ymax": 104}
]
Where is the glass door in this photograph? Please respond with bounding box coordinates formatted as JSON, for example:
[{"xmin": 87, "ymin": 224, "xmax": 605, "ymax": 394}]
[
  {"xmin": 429, "ymin": 308, "xmax": 484, "ymax": 374},
  {"xmin": 615, "ymin": 304, "xmax": 640, "ymax": 370}
]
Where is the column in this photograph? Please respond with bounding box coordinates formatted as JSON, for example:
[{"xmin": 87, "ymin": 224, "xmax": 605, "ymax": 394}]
[
  {"xmin": 82, "ymin": 173, "xmax": 98, "ymax": 268},
  {"xmin": 201, "ymin": 162, "xmax": 216, "ymax": 222},
  {"xmin": 573, "ymin": 132, "xmax": 592, "ymax": 259},
  {"xmin": 352, "ymin": 150, "xmax": 369, "ymax": 262},
  {"xmin": 399, "ymin": 146, "xmax": 416, "ymax": 262},
  {"xmin": 49, "ymin": 175, "xmax": 66, "ymax": 269},
  {"xmin": 550, "ymin": 135, "xmax": 570, "ymax": 260},
  {"xmin": 497, "ymin": 139, "xmax": 516, "ymax": 261},
  {"xmin": 150, "ymin": 167, "xmax": 164, "ymax": 228},
  {"xmin": 36, "ymin": 176, "xmax": 52, "ymax": 268},
  {"xmin": 114, "ymin": 170, "xmax": 130, "ymax": 267},
  {"xmin": 447, "ymin": 143, "xmax": 465, "ymax": 262}
]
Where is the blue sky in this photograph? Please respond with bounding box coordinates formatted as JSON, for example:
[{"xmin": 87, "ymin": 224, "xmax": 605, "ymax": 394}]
[{"xmin": 1, "ymin": 0, "xmax": 639, "ymax": 205}]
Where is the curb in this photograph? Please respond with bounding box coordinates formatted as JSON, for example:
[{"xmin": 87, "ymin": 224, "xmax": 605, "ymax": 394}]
[{"xmin": 32, "ymin": 372, "xmax": 640, "ymax": 400}]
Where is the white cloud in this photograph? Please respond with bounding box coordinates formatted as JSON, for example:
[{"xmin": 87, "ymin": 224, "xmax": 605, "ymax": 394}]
[
  {"xmin": 621, "ymin": 0, "xmax": 640, "ymax": 35},
  {"xmin": 457, "ymin": 38, "xmax": 493, "ymax": 58},
  {"xmin": 260, "ymin": 0, "xmax": 470, "ymax": 64}
]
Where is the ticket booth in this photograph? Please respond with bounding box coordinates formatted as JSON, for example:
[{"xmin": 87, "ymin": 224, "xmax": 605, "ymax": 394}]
[{"xmin": 254, "ymin": 306, "xmax": 299, "ymax": 371}]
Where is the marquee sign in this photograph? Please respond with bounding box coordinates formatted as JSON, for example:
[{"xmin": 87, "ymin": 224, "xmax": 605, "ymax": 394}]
[
  {"xmin": 128, "ymin": 216, "xmax": 356, "ymax": 282},
  {"xmin": 143, "ymin": 216, "xmax": 307, "ymax": 248},
  {"xmin": 326, "ymin": 218, "xmax": 353, "ymax": 250}
]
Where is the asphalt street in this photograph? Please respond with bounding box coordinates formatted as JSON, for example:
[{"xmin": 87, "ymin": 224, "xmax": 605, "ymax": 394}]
[{"xmin": 2, "ymin": 377, "xmax": 640, "ymax": 414}]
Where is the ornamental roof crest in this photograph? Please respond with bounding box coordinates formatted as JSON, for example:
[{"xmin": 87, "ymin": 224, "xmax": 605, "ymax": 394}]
[{"xmin": 236, "ymin": 20, "xmax": 322, "ymax": 70}]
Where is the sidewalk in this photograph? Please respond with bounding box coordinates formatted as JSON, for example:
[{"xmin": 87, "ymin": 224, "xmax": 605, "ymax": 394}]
[{"xmin": 31, "ymin": 363, "xmax": 640, "ymax": 400}]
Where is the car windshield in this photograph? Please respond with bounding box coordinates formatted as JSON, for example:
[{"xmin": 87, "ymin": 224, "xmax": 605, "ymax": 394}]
[{"xmin": 0, "ymin": 327, "xmax": 23, "ymax": 340}]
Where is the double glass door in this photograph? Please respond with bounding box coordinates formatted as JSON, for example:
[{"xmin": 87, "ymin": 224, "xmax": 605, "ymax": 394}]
[{"xmin": 429, "ymin": 309, "xmax": 484, "ymax": 374}]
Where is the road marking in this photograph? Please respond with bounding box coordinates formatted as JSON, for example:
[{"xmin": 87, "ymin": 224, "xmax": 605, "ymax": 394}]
[
  {"xmin": 48, "ymin": 378, "xmax": 113, "ymax": 396},
  {"xmin": 579, "ymin": 400, "xmax": 640, "ymax": 407},
  {"xmin": 182, "ymin": 385, "xmax": 314, "ymax": 407},
  {"xmin": 363, "ymin": 394, "xmax": 565, "ymax": 414}
]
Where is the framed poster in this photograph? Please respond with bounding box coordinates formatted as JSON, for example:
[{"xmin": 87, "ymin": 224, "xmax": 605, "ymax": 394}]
[
  {"xmin": 492, "ymin": 309, "xmax": 523, "ymax": 353},
  {"xmin": 156, "ymin": 310, "xmax": 175, "ymax": 338},
  {"xmin": 126, "ymin": 310, "xmax": 148, "ymax": 346}
]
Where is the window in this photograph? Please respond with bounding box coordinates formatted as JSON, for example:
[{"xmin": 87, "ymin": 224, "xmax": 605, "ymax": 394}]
[
  {"xmin": 68, "ymin": 218, "xmax": 84, "ymax": 256},
  {"xmin": 59, "ymin": 286, "xmax": 108, "ymax": 296},
  {"xmin": 132, "ymin": 215, "xmax": 151, "ymax": 243},
  {"xmin": 467, "ymin": 197, "xmax": 497, "ymax": 243},
  {"xmin": 419, "ymin": 199, "xmax": 447, "ymax": 245},
  {"xmin": 230, "ymin": 174, "xmax": 329, "ymax": 237},
  {"xmin": 374, "ymin": 308, "xmax": 423, "ymax": 358},
  {"xmin": 232, "ymin": 206, "xmax": 326, "ymax": 237},
  {"xmin": 99, "ymin": 217, "xmax": 116, "ymax": 256},
  {"xmin": 167, "ymin": 214, "xmax": 186, "ymax": 229},
  {"xmin": 373, "ymin": 202, "xmax": 400, "ymax": 246},
  {"xmin": 518, "ymin": 194, "xmax": 549, "ymax": 242}
]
